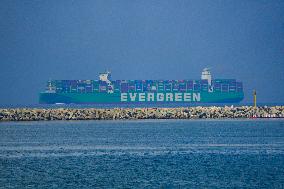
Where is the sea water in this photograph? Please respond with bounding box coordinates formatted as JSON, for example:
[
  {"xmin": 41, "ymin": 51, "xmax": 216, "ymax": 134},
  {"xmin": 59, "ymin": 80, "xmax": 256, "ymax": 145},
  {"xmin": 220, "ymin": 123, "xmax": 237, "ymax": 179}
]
[{"xmin": 0, "ymin": 119, "xmax": 284, "ymax": 188}]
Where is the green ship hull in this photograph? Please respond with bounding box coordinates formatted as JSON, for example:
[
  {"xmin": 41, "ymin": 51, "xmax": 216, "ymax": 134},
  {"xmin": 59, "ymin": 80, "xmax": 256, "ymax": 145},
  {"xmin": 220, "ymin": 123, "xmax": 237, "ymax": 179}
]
[{"xmin": 39, "ymin": 92, "xmax": 244, "ymax": 104}]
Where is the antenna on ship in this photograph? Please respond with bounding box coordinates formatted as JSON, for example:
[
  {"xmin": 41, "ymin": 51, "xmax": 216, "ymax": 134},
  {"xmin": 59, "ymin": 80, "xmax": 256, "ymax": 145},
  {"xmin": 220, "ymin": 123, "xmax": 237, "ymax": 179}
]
[
  {"xmin": 253, "ymin": 90, "xmax": 257, "ymax": 108},
  {"xmin": 105, "ymin": 69, "xmax": 110, "ymax": 75}
]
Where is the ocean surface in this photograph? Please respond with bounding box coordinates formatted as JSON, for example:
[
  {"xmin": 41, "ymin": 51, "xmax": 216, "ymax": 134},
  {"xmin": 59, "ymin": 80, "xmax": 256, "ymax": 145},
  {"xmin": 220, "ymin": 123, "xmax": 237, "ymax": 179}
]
[{"xmin": 0, "ymin": 119, "xmax": 284, "ymax": 188}]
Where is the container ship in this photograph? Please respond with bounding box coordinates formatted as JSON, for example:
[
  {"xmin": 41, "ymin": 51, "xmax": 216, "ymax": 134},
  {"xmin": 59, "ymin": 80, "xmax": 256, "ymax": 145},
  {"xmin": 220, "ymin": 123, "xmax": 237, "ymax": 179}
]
[{"xmin": 39, "ymin": 68, "xmax": 244, "ymax": 104}]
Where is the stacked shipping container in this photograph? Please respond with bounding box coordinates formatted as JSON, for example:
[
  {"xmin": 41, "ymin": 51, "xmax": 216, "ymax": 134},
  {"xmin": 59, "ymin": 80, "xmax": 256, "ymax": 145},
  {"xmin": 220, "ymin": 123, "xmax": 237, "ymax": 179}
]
[{"xmin": 46, "ymin": 79, "xmax": 243, "ymax": 94}]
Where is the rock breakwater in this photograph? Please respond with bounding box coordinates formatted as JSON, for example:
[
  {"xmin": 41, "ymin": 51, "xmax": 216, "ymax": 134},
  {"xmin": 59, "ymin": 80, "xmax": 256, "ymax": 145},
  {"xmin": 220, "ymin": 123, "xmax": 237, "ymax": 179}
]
[{"xmin": 0, "ymin": 106, "xmax": 283, "ymax": 121}]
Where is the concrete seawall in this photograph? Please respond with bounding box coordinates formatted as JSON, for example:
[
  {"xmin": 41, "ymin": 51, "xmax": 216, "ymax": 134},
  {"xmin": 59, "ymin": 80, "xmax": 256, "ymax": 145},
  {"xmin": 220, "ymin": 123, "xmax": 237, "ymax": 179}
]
[{"xmin": 0, "ymin": 106, "xmax": 283, "ymax": 121}]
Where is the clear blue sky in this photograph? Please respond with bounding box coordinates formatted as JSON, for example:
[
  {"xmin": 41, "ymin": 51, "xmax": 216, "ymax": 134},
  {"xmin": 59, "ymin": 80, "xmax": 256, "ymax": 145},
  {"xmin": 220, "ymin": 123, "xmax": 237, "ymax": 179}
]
[{"xmin": 0, "ymin": 0, "xmax": 284, "ymax": 105}]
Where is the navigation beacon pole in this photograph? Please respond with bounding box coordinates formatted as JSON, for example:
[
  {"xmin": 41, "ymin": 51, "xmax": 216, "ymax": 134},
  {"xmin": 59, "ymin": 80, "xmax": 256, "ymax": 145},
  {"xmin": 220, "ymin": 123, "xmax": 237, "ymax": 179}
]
[{"xmin": 253, "ymin": 90, "xmax": 257, "ymax": 108}]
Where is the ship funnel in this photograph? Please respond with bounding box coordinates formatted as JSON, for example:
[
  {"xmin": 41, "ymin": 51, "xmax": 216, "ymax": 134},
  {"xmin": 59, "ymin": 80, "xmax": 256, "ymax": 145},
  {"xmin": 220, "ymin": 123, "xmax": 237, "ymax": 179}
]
[{"xmin": 201, "ymin": 68, "xmax": 212, "ymax": 86}]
